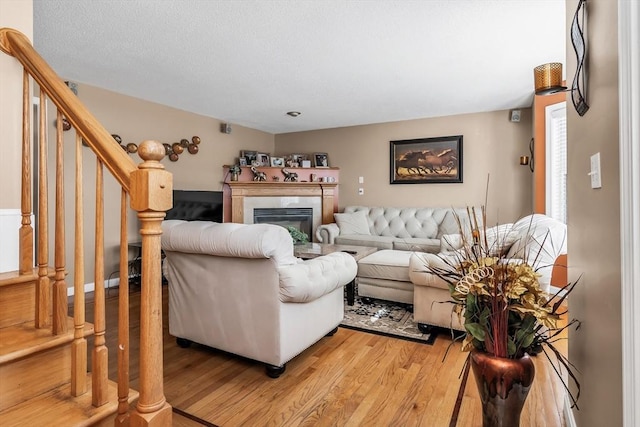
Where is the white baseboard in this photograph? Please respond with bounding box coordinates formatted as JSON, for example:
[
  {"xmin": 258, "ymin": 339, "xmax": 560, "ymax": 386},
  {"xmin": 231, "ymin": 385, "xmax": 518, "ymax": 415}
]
[{"xmin": 66, "ymin": 277, "xmax": 121, "ymax": 297}]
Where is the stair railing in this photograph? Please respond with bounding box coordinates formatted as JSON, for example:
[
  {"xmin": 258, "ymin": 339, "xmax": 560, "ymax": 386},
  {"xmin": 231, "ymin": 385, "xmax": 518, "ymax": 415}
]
[{"xmin": 0, "ymin": 28, "xmax": 173, "ymax": 426}]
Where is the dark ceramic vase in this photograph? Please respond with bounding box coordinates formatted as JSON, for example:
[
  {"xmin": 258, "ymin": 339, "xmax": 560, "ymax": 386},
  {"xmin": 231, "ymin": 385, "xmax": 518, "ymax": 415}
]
[{"xmin": 470, "ymin": 350, "xmax": 535, "ymax": 427}]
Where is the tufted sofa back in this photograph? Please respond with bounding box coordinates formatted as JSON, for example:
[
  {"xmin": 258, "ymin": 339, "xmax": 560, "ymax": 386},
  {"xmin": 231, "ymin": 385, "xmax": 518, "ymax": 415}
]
[{"xmin": 342, "ymin": 206, "xmax": 482, "ymax": 239}]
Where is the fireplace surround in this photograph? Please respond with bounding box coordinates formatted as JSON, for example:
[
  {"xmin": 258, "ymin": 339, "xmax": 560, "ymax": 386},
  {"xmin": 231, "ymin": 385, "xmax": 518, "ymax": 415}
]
[{"xmin": 226, "ymin": 182, "xmax": 338, "ymax": 239}]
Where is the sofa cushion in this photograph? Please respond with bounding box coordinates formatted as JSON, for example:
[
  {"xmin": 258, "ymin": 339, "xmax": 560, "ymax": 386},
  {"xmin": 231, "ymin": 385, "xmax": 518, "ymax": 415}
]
[
  {"xmin": 484, "ymin": 223, "xmax": 519, "ymax": 256},
  {"xmin": 505, "ymin": 214, "xmax": 567, "ymax": 266},
  {"xmin": 440, "ymin": 234, "xmax": 464, "ymax": 252},
  {"xmin": 335, "ymin": 234, "xmax": 395, "ymax": 249},
  {"xmin": 334, "ymin": 210, "xmax": 371, "ymax": 236},
  {"xmin": 393, "ymin": 238, "xmax": 440, "ymax": 253},
  {"xmin": 357, "ymin": 250, "xmax": 412, "ymax": 282}
]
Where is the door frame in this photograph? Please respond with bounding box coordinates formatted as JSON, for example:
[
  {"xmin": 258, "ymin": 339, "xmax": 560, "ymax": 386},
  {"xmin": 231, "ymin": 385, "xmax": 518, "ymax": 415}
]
[{"xmin": 619, "ymin": 1, "xmax": 640, "ymax": 426}]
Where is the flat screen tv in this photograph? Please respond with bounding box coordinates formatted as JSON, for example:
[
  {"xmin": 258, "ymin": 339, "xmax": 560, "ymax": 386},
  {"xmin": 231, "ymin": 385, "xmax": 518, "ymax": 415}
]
[{"xmin": 165, "ymin": 190, "xmax": 223, "ymax": 223}]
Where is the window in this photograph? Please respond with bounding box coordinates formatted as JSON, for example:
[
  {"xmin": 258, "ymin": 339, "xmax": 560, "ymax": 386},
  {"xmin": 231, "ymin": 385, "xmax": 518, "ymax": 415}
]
[{"xmin": 545, "ymin": 102, "xmax": 567, "ymax": 223}]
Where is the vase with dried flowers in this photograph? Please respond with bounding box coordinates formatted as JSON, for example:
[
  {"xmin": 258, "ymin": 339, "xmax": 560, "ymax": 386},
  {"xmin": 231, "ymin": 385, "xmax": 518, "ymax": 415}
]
[{"xmin": 422, "ymin": 206, "xmax": 581, "ymax": 427}]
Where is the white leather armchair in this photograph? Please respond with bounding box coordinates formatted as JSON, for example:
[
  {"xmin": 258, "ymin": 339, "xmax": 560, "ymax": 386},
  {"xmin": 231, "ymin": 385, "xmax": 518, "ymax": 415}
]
[
  {"xmin": 161, "ymin": 220, "xmax": 357, "ymax": 377},
  {"xmin": 409, "ymin": 214, "xmax": 568, "ymax": 333}
]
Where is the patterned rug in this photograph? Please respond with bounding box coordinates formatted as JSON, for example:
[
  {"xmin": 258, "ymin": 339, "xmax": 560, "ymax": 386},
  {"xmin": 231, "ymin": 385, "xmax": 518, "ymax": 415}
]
[{"xmin": 341, "ymin": 295, "xmax": 437, "ymax": 345}]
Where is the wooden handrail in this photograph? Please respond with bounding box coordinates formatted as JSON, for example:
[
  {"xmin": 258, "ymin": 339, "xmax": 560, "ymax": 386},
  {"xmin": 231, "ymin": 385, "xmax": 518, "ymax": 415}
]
[{"xmin": 0, "ymin": 28, "xmax": 136, "ymax": 191}]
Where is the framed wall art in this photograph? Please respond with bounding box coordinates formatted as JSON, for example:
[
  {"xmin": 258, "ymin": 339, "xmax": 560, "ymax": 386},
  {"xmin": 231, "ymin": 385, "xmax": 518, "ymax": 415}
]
[{"xmin": 390, "ymin": 135, "xmax": 463, "ymax": 184}]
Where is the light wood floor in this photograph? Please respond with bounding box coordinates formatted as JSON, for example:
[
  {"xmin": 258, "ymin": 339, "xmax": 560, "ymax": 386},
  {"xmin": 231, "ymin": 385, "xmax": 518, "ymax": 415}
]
[{"xmin": 94, "ymin": 286, "xmax": 568, "ymax": 427}]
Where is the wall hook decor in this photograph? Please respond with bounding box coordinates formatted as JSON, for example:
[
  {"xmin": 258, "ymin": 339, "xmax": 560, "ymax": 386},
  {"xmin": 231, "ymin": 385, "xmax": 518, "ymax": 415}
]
[
  {"xmin": 162, "ymin": 136, "xmax": 202, "ymax": 161},
  {"xmin": 110, "ymin": 134, "xmax": 201, "ymax": 162}
]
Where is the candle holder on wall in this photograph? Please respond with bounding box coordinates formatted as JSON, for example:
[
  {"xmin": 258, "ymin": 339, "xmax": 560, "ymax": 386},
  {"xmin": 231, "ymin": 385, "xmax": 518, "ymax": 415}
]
[{"xmin": 519, "ymin": 138, "xmax": 535, "ymax": 173}]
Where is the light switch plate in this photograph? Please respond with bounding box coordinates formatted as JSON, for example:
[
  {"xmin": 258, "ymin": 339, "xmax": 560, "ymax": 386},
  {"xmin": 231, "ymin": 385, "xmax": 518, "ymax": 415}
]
[
  {"xmin": 590, "ymin": 152, "xmax": 602, "ymax": 189},
  {"xmin": 358, "ymin": 176, "xmax": 364, "ymax": 184}
]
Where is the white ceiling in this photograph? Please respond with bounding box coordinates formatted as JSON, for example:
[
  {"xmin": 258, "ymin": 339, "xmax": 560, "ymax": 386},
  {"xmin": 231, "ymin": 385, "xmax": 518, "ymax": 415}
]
[{"xmin": 33, "ymin": 0, "xmax": 566, "ymax": 134}]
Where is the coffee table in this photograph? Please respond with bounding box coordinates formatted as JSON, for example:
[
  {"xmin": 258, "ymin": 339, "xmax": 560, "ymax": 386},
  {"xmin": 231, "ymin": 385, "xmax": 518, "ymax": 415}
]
[{"xmin": 294, "ymin": 243, "xmax": 378, "ymax": 305}]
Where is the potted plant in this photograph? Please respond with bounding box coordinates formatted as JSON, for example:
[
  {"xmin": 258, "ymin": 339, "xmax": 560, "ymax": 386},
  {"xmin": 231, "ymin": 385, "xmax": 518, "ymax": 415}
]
[
  {"xmin": 286, "ymin": 226, "xmax": 309, "ymax": 245},
  {"xmin": 422, "ymin": 207, "xmax": 581, "ymax": 427},
  {"xmin": 229, "ymin": 164, "xmax": 242, "ymax": 181}
]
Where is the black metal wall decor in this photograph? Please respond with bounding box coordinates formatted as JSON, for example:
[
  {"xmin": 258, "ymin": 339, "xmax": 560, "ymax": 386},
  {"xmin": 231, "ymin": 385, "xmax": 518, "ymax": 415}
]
[{"xmin": 571, "ymin": 0, "xmax": 589, "ymax": 116}]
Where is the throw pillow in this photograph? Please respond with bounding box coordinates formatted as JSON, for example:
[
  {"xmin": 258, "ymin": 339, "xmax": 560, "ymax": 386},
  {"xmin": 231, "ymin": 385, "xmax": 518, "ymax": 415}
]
[
  {"xmin": 334, "ymin": 211, "xmax": 371, "ymax": 235},
  {"xmin": 440, "ymin": 234, "xmax": 464, "ymax": 252},
  {"xmin": 483, "ymin": 223, "xmax": 519, "ymax": 256}
]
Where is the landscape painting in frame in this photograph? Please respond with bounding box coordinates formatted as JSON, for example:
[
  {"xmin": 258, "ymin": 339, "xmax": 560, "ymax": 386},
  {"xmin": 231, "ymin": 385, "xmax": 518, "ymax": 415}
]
[{"xmin": 390, "ymin": 135, "xmax": 463, "ymax": 184}]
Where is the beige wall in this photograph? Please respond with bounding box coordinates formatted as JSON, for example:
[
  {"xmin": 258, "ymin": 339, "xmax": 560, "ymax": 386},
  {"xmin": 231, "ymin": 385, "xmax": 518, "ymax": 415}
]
[
  {"xmin": 46, "ymin": 83, "xmax": 274, "ymax": 288},
  {"xmin": 0, "ymin": 0, "xmax": 33, "ymax": 208},
  {"xmin": 566, "ymin": 0, "xmax": 622, "ymax": 426},
  {"xmin": 275, "ymin": 110, "xmax": 534, "ymax": 225}
]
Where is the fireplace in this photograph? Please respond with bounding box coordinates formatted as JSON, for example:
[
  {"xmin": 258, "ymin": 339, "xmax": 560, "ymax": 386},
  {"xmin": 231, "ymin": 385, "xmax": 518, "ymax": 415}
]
[
  {"xmin": 225, "ymin": 182, "xmax": 338, "ymax": 242},
  {"xmin": 253, "ymin": 208, "xmax": 313, "ymax": 238}
]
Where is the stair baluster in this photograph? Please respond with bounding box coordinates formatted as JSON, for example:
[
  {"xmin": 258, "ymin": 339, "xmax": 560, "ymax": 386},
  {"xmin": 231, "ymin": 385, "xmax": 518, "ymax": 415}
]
[
  {"xmin": 92, "ymin": 160, "xmax": 109, "ymax": 407},
  {"xmin": 71, "ymin": 132, "xmax": 88, "ymax": 397},
  {"xmin": 35, "ymin": 88, "xmax": 50, "ymax": 329},
  {"xmin": 116, "ymin": 190, "xmax": 131, "ymax": 425},
  {"xmin": 19, "ymin": 69, "xmax": 33, "ymax": 275},
  {"xmin": 52, "ymin": 110, "xmax": 68, "ymax": 335}
]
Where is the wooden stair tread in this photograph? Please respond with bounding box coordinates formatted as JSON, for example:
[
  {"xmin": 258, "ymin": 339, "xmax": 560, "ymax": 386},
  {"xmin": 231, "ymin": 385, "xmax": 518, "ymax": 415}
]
[
  {"xmin": 0, "ymin": 267, "xmax": 56, "ymax": 287},
  {"xmin": 0, "ymin": 318, "xmax": 94, "ymax": 364},
  {"xmin": 0, "ymin": 375, "xmax": 139, "ymax": 427}
]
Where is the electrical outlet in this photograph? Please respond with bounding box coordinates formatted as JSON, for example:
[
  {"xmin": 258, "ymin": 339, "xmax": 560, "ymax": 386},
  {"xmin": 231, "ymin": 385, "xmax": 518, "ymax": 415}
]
[{"xmin": 358, "ymin": 188, "xmax": 364, "ymax": 195}]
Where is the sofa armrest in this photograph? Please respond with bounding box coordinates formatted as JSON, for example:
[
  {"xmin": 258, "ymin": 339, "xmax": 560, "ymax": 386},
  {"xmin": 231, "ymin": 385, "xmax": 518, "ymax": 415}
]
[
  {"xmin": 278, "ymin": 252, "xmax": 357, "ymax": 303},
  {"xmin": 315, "ymin": 223, "xmax": 340, "ymax": 243},
  {"xmin": 409, "ymin": 252, "xmax": 455, "ymax": 291}
]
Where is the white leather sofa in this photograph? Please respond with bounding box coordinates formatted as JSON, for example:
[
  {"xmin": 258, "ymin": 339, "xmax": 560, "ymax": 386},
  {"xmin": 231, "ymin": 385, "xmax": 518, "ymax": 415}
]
[
  {"xmin": 161, "ymin": 220, "xmax": 357, "ymax": 377},
  {"xmin": 315, "ymin": 206, "xmax": 482, "ymax": 305},
  {"xmin": 315, "ymin": 206, "xmax": 480, "ymax": 253},
  {"xmin": 409, "ymin": 214, "xmax": 568, "ymax": 332}
]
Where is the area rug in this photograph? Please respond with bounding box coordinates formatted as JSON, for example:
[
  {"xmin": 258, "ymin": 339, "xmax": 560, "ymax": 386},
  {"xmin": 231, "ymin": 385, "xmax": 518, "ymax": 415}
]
[{"xmin": 341, "ymin": 295, "xmax": 437, "ymax": 345}]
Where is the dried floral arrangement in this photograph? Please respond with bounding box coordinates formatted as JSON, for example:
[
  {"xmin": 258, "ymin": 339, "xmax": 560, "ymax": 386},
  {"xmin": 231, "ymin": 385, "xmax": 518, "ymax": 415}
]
[{"xmin": 421, "ymin": 206, "xmax": 581, "ymax": 408}]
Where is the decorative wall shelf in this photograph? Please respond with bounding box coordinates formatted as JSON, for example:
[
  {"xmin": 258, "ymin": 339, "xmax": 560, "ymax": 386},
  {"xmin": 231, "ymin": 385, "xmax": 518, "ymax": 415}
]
[{"xmin": 223, "ymin": 165, "xmax": 339, "ymax": 183}]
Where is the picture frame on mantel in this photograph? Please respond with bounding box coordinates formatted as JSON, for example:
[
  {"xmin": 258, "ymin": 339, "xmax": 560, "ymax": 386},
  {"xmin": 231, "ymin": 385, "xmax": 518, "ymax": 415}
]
[
  {"xmin": 257, "ymin": 152, "xmax": 270, "ymax": 166},
  {"xmin": 314, "ymin": 153, "xmax": 329, "ymax": 168},
  {"xmin": 390, "ymin": 135, "xmax": 463, "ymax": 184},
  {"xmin": 270, "ymin": 157, "xmax": 285, "ymax": 167}
]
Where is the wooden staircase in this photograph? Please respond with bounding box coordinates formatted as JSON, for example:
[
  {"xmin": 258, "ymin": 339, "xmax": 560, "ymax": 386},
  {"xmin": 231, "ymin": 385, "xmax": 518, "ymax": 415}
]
[
  {"xmin": 0, "ymin": 28, "xmax": 172, "ymax": 426},
  {"xmin": 0, "ymin": 269, "xmax": 132, "ymax": 426}
]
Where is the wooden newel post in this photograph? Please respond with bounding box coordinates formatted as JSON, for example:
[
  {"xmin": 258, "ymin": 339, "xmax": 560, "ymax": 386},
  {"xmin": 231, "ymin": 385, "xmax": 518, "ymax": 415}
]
[{"xmin": 129, "ymin": 140, "xmax": 173, "ymax": 426}]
